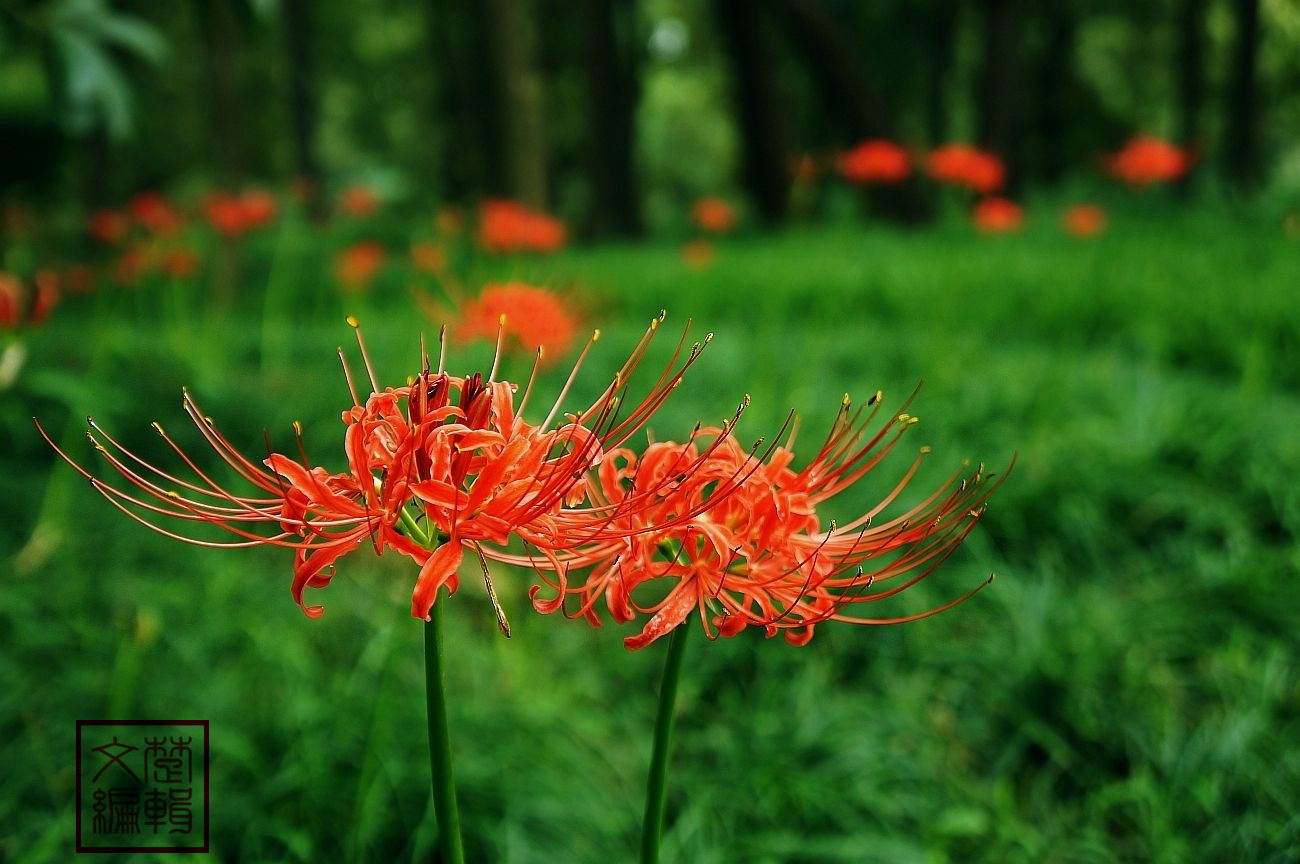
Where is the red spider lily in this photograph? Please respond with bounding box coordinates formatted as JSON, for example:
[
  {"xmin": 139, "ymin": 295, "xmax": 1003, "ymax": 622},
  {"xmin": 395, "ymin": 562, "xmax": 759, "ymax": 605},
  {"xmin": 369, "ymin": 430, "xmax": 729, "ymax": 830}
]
[
  {"xmin": 339, "ymin": 184, "xmax": 380, "ymax": 218},
  {"xmin": 88, "ymin": 209, "xmax": 129, "ymax": 245},
  {"xmin": 113, "ymin": 244, "xmax": 151, "ymax": 286},
  {"xmin": 127, "ymin": 192, "xmax": 184, "ymax": 235},
  {"xmin": 838, "ymin": 140, "xmax": 911, "ymax": 185},
  {"xmin": 681, "ymin": 240, "xmax": 715, "ymax": 270},
  {"xmin": 972, "ymin": 197, "xmax": 1023, "ymax": 234},
  {"xmin": 1061, "ymin": 204, "xmax": 1106, "ymax": 237},
  {"xmin": 63, "ymin": 264, "xmax": 96, "ymax": 295},
  {"xmin": 335, "ymin": 241, "xmax": 387, "ymax": 291},
  {"xmin": 38, "ymin": 313, "xmax": 717, "ymax": 626},
  {"xmin": 451, "ymin": 283, "xmax": 579, "ymax": 361},
  {"xmin": 162, "ymin": 248, "xmax": 201, "ymax": 279},
  {"xmin": 435, "ymin": 207, "xmax": 465, "ymax": 236},
  {"xmin": 410, "ymin": 242, "xmax": 447, "ymax": 276},
  {"xmin": 691, "ymin": 198, "xmax": 736, "ymax": 234},
  {"xmin": 532, "ymin": 391, "xmax": 1009, "ymax": 649},
  {"xmin": 0, "ymin": 271, "xmax": 60, "ymax": 329},
  {"xmin": 203, "ymin": 190, "xmax": 279, "ymax": 237},
  {"xmin": 926, "ymin": 144, "xmax": 1005, "ymax": 194},
  {"xmin": 1106, "ymin": 136, "xmax": 1190, "ymax": 185},
  {"xmin": 477, "ymin": 200, "xmax": 567, "ymax": 254}
]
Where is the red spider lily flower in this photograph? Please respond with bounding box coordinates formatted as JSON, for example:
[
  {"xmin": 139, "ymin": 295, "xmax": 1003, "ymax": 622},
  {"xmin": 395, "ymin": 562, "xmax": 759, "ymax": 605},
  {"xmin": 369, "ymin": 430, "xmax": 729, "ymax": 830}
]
[
  {"xmin": 410, "ymin": 241, "xmax": 447, "ymax": 276},
  {"xmin": 38, "ymin": 313, "xmax": 714, "ymax": 625},
  {"xmin": 335, "ymin": 241, "xmax": 387, "ymax": 291},
  {"xmin": 88, "ymin": 209, "xmax": 129, "ymax": 245},
  {"xmin": 113, "ymin": 244, "xmax": 152, "ymax": 287},
  {"xmin": 162, "ymin": 248, "xmax": 201, "ymax": 279},
  {"xmin": 1106, "ymin": 136, "xmax": 1190, "ymax": 186},
  {"xmin": 0, "ymin": 271, "xmax": 60, "ymax": 329},
  {"xmin": 1061, "ymin": 204, "xmax": 1106, "ymax": 237},
  {"xmin": 64, "ymin": 264, "xmax": 97, "ymax": 295},
  {"xmin": 0, "ymin": 273, "xmax": 21, "ymax": 328},
  {"xmin": 972, "ymin": 197, "xmax": 1023, "ymax": 234},
  {"xmin": 838, "ymin": 140, "xmax": 911, "ymax": 185},
  {"xmin": 532, "ymin": 391, "xmax": 1009, "ymax": 649},
  {"xmin": 128, "ymin": 192, "xmax": 184, "ymax": 235},
  {"xmin": 926, "ymin": 144, "xmax": 1005, "ymax": 194},
  {"xmin": 691, "ymin": 198, "xmax": 736, "ymax": 234},
  {"xmin": 203, "ymin": 190, "xmax": 279, "ymax": 237},
  {"xmin": 451, "ymin": 282, "xmax": 579, "ymax": 361},
  {"xmin": 339, "ymin": 184, "xmax": 380, "ymax": 218},
  {"xmin": 681, "ymin": 239, "xmax": 715, "ymax": 270},
  {"xmin": 477, "ymin": 200, "xmax": 567, "ymax": 254}
]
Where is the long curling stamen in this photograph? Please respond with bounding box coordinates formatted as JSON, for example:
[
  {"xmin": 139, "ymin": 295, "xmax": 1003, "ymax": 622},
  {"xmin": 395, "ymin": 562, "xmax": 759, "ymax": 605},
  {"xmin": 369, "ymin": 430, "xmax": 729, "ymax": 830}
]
[{"xmin": 347, "ymin": 315, "xmax": 380, "ymax": 393}]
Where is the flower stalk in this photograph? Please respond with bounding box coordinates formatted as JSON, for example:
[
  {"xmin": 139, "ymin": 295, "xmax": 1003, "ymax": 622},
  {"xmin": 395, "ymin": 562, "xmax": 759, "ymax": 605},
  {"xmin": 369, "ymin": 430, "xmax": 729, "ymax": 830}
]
[
  {"xmin": 425, "ymin": 590, "xmax": 465, "ymax": 864},
  {"xmin": 640, "ymin": 622, "xmax": 691, "ymax": 864}
]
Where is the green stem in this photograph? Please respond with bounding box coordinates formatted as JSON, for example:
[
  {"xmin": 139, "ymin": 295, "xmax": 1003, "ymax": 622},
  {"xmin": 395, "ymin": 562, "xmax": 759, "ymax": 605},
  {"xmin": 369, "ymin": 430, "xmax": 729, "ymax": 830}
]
[
  {"xmin": 640, "ymin": 624, "xmax": 691, "ymax": 864},
  {"xmin": 425, "ymin": 599, "xmax": 465, "ymax": 864}
]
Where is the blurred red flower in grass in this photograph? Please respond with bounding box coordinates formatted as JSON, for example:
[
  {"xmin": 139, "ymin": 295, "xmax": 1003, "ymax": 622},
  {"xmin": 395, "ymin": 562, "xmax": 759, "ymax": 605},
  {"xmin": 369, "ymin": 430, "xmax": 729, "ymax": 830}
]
[
  {"xmin": 451, "ymin": 282, "xmax": 579, "ymax": 361},
  {"xmin": 838, "ymin": 140, "xmax": 911, "ymax": 184},
  {"xmin": 203, "ymin": 190, "xmax": 279, "ymax": 237},
  {"xmin": 162, "ymin": 248, "xmax": 201, "ymax": 279},
  {"xmin": 1061, "ymin": 204, "xmax": 1106, "ymax": 237},
  {"xmin": 339, "ymin": 184, "xmax": 380, "ymax": 218},
  {"xmin": 927, "ymin": 144, "xmax": 1005, "ymax": 194},
  {"xmin": 691, "ymin": 198, "xmax": 736, "ymax": 234},
  {"xmin": 1106, "ymin": 136, "xmax": 1190, "ymax": 185},
  {"xmin": 0, "ymin": 270, "xmax": 60, "ymax": 329},
  {"xmin": 411, "ymin": 242, "xmax": 447, "ymax": 276},
  {"xmin": 681, "ymin": 239, "xmax": 715, "ymax": 270},
  {"xmin": 335, "ymin": 241, "xmax": 387, "ymax": 291},
  {"xmin": 972, "ymin": 197, "xmax": 1023, "ymax": 234},
  {"xmin": 128, "ymin": 192, "xmax": 184, "ymax": 235},
  {"xmin": 88, "ymin": 210, "xmax": 128, "ymax": 245},
  {"xmin": 477, "ymin": 200, "xmax": 567, "ymax": 254}
]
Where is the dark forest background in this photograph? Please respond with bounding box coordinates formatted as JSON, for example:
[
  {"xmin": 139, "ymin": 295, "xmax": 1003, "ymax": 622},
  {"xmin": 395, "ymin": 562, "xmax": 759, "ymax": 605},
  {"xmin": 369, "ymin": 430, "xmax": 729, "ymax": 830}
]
[{"xmin": 2, "ymin": 0, "xmax": 1298, "ymax": 236}]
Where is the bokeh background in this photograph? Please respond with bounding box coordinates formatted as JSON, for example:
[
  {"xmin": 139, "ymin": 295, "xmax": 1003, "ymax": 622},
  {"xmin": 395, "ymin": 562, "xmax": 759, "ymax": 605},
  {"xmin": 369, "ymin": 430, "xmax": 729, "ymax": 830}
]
[{"xmin": 2, "ymin": 1, "xmax": 1299, "ymax": 861}]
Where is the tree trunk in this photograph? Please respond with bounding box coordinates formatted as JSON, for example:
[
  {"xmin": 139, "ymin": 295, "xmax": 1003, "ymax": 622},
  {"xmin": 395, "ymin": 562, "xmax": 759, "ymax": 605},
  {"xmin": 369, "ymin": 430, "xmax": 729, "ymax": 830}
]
[
  {"xmin": 713, "ymin": 0, "xmax": 790, "ymax": 224},
  {"xmin": 923, "ymin": 4, "xmax": 958, "ymax": 145},
  {"xmin": 1033, "ymin": 8, "xmax": 1077, "ymax": 183},
  {"xmin": 283, "ymin": 0, "xmax": 322, "ymax": 214},
  {"xmin": 195, "ymin": 0, "xmax": 245, "ymax": 188},
  {"xmin": 580, "ymin": 0, "xmax": 641, "ymax": 237},
  {"xmin": 485, "ymin": 0, "xmax": 548, "ymax": 207},
  {"xmin": 427, "ymin": 0, "xmax": 496, "ymax": 203},
  {"xmin": 1224, "ymin": 0, "xmax": 1261, "ymax": 188},
  {"xmin": 976, "ymin": 0, "xmax": 1025, "ymax": 193}
]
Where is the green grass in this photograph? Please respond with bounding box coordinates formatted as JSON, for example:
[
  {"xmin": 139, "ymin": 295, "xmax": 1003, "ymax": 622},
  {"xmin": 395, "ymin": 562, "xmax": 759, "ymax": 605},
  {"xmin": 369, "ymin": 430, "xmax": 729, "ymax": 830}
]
[{"xmin": 2, "ymin": 202, "xmax": 1298, "ymax": 862}]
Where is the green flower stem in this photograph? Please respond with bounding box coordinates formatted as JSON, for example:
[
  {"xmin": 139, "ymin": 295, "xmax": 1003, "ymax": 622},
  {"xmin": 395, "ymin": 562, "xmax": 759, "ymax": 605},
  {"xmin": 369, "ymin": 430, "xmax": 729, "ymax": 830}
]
[
  {"xmin": 640, "ymin": 624, "xmax": 692, "ymax": 864},
  {"xmin": 424, "ymin": 599, "xmax": 465, "ymax": 864}
]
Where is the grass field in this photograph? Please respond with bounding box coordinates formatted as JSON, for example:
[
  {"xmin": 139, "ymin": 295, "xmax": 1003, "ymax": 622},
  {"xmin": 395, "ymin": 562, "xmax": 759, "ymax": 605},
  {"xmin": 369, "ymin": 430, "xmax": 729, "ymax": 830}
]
[{"xmin": 3, "ymin": 199, "xmax": 1298, "ymax": 862}]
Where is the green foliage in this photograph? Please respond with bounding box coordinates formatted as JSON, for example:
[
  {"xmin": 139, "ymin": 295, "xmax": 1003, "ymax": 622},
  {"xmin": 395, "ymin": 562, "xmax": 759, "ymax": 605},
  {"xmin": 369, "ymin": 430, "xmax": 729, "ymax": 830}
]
[{"xmin": 2, "ymin": 204, "xmax": 1298, "ymax": 862}]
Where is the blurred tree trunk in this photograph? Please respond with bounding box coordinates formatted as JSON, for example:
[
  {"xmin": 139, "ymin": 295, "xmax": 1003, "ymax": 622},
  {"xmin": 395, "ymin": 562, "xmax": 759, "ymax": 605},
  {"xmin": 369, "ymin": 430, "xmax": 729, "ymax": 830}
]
[
  {"xmin": 976, "ymin": 0, "xmax": 1025, "ymax": 193},
  {"xmin": 774, "ymin": 0, "xmax": 927, "ymax": 221},
  {"xmin": 1224, "ymin": 0, "xmax": 1261, "ymax": 188},
  {"xmin": 1175, "ymin": 0, "xmax": 1206, "ymax": 195},
  {"xmin": 485, "ymin": 0, "xmax": 548, "ymax": 208},
  {"xmin": 1033, "ymin": 8, "xmax": 1077, "ymax": 183},
  {"xmin": 580, "ymin": 0, "xmax": 641, "ymax": 237},
  {"xmin": 923, "ymin": 4, "xmax": 958, "ymax": 145},
  {"xmin": 282, "ymin": 0, "xmax": 322, "ymax": 214},
  {"xmin": 195, "ymin": 0, "xmax": 245, "ymax": 188},
  {"xmin": 427, "ymin": 0, "xmax": 497, "ymax": 203},
  {"xmin": 714, "ymin": 0, "xmax": 790, "ymax": 224}
]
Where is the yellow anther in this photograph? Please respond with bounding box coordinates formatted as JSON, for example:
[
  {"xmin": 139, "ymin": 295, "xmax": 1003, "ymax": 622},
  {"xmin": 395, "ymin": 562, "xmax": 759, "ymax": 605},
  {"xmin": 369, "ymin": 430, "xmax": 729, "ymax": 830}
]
[
  {"xmin": 920, "ymin": 445, "xmax": 932, "ymax": 454},
  {"xmin": 293, "ymin": 420, "xmax": 303, "ymax": 435},
  {"xmin": 897, "ymin": 413, "xmax": 911, "ymax": 423},
  {"xmin": 703, "ymin": 332, "xmax": 714, "ymax": 344},
  {"xmin": 151, "ymin": 422, "xmax": 165, "ymax": 436},
  {"xmin": 346, "ymin": 315, "xmax": 360, "ymax": 328},
  {"xmin": 592, "ymin": 328, "xmax": 602, "ymax": 342},
  {"xmin": 908, "ymin": 416, "xmax": 920, "ymax": 425},
  {"xmin": 871, "ymin": 389, "xmax": 882, "ymax": 405},
  {"xmin": 499, "ymin": 313, "xmax": 507, "ymax": 326},
  {"xmin": 842, "ymin": 393, "xmax": 851, "ymax": 406}
]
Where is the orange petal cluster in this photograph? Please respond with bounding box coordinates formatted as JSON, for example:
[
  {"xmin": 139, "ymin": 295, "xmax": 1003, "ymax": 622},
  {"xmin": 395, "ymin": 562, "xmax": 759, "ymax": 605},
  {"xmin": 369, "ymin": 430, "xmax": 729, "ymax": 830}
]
[
  {"xmin": 452, "ymin": 282, "xmax": 579, "ymax": 360},
  {"xmin": 926, "ymin": 144, "xmax": 1005, "ymax": 194},
  {"xmin": 477, "ymin": 200, "xmax": 567, "ymax": 254},
  {"xmin": 838, "ymin": 140, "xmax": 911, "ymax": 185},
  {"xmin": 1106, "ymin": 136, "xmax": 1190, "ymax": 186},
  {"xmin": 1061, "ymin": 204, "xmax": 1106, "ymax": 237},
  {"xmin": 334, "ymin": 241, "xmax": 387, "ymax": 291},
  {"xmin": 972, "ymin": 197, "xmax": 1024, "ymax": 234},
  {"xmin": 532, "ymin": 392, "xmax": 1009, "ymax": 649},
  {"xmin": 691, "ymin": 198, "xmax": 736, "ymax": 234},
  {"xmin": 40, "ymin": 314, "xmax": 718, "ymax": 625},
  {"xmin": 203, "ymin": 190, "xmax": 279, "ymax": 237}
]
